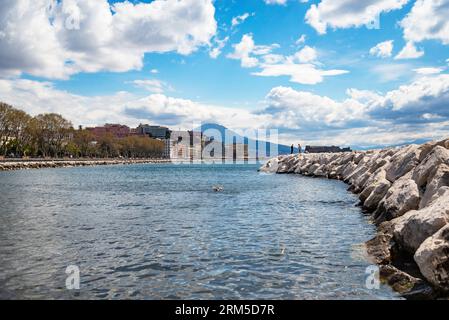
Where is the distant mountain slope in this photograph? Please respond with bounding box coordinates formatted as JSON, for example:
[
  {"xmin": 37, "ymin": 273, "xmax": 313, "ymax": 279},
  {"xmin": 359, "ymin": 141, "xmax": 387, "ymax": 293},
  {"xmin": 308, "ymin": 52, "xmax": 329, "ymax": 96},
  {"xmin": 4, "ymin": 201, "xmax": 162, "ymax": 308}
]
[{"xmin": 196, "ymin": 123, "xmax": 296, "ymax": 156}]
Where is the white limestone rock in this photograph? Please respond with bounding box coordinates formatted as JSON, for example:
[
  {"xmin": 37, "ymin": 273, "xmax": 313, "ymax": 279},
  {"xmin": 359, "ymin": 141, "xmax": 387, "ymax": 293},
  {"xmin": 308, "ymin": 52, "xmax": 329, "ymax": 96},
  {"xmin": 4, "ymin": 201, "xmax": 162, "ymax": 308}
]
[
  {"xmin": 376, "ymin": 171, "xmax": 421, "ymax": 221},
  {"xmin": 363, "ymin": 179, "xmax": 391, "ymax": 212},
  {"xmin": 393, "ymin": 187, "xmax": 449, "ymax": 253},
  {"xmin": 414, "ymin": 224, "xmax": 449, "ymax": 292},
  {"xmin": 359, "ymin": 169, "xmax": 387, "ymax": 203},
  {"xmin": 412, "ymin": 146, "xmax": 449, "ymax": 188},
  {"xmin": 385, "ymin": 145, "xmax": 420, "ymax": 183},
  {"xmin": 420, "ymin": 164, "xmax": 449, "ymax": 209}
]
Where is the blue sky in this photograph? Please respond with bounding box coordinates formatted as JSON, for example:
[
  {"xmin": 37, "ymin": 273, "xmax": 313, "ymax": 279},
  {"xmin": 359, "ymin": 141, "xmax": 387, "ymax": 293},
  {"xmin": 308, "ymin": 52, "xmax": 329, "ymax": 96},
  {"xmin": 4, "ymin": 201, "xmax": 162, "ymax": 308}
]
[{"xmin": 1, "ymin": 0, "xmax": 449, "ymax": 148}]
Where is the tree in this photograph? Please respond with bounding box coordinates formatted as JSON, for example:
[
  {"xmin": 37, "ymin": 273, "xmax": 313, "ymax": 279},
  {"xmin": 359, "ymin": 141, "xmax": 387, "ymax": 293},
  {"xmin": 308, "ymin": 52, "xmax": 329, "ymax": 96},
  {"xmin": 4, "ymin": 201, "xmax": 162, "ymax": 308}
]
[
  {"xmin": 97, "ymin": 133, "xmax": 120, "ymax": 158},
  {"xmin": 0, "ymin": 103, "xmax": 33, "ymax": 157},
  {"xmin": 0, "ymin": 102, "xmax": 14, "ymax": 156},
  {"xmin": 73, "ymin": 129, "xmax": 95, "ymax": 157},
  {"xmin": 34, "ymin": 113, "xmax": 73, "ymax": 157}
]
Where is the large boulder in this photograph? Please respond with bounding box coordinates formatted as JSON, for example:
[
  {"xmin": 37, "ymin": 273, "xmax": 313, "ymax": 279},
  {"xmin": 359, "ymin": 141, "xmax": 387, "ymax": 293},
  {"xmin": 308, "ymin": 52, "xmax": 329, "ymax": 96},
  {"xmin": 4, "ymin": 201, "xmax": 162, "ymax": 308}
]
[
  {"xmin": 412, "ymin": 146, "xmax": 449, "ymax": 188},
  {"xmin": 259, "ymin": 157, "xmax": 280, "ymax": 173},
  {"xmin": 385, "ymin": 145, "xmax": 420, "ymax": 183},
  {"xmin": 420, "ymin": 164, "xmax": 449, "ymax": 209},
  {"xmin": 306, "ymin": 163, "xmax": 321, "ymax": 175},
  {"xmin": 418, "ymin": 138, "xmax": 449, "ymax": 162},
  {"xmin": 414, "ymin": 224, "xmax": 449, "ymax": 292},
  {"xmin": 313, "ymin": 164, "xmax": 328, "ymax": 177},
  {"xmin": 392, "ymin": 187, "xmax": 449, "ymax": 253},
  {"xmin": 375, "ymin": 171, "xmax": 421, "ymax": 222},
  {"xmin": 363, "ymin": 179, "xmax": 391, "ymax": 212},
  {"xmin": 341, "ymin": 162, "xmax": 357, "ymax": 181},
  {"xmin": 359, "ymin": 168, "xmax": 387, "ymax": 203}
]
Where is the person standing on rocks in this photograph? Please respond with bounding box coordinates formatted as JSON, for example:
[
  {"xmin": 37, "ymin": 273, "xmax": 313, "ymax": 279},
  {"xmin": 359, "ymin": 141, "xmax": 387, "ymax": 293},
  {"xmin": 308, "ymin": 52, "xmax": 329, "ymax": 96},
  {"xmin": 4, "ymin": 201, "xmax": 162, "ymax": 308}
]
[
  {"xmin": 291, "ymin": 144, "xmax": 294, "ymax": 154},
  {"xmin": 298, "ymin": 144, "xmax": 302, "ymax": 154}
]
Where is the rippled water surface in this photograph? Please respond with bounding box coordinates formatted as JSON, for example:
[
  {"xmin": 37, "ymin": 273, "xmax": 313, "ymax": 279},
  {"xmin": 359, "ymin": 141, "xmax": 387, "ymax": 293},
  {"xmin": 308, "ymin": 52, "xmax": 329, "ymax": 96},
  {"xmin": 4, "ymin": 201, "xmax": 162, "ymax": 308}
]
[{"xmin": 0, "ymin": 163, "xmax": 399, "ymax": 299}]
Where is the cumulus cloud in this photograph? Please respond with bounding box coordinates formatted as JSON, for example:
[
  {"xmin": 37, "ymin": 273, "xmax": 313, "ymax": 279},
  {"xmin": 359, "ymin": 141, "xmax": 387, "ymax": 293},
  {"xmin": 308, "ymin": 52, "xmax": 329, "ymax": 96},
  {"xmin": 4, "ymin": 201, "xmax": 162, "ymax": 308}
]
[
  {"xmin": 228, "ymin": 35, "xmax": 348, "ymax": 84},
  {"xmin": 400, "ymin": 0, "xmax": 449, "ymax": 45},
  {"xmin": 305, "ymin": 0, "xmax": 409, "ymax": 34},
  {"xmin": 0, "ymin": 0, "xmax": 217, "ymax": 79},
  {"xmin": 226, "ymin": 34, "xmax": 279, "ymax": 68},
  {"xmin": 0, "ymin": 78, "xmax": 269, "ymax": 131},
  {"xmin": 369, "ymin": 40, "xmax": 394, "ymax": 58},
  {"xmin": 1, "ymin": 74, "xmax": 449, "ymax": 148},
  {"xmin": 395, "ymin": 42, "xmax": 425, "ymax": 59},
  {"xmin": 227, "ymin": 34, "xmax": 260, "ymax": 68},
  {"xmin": 260, "ymin": 74, "xmax": 449, "ymax": 147},
  {"xmin": 294, "ymin": 46, "xmax": 318, "ymax": 63}
]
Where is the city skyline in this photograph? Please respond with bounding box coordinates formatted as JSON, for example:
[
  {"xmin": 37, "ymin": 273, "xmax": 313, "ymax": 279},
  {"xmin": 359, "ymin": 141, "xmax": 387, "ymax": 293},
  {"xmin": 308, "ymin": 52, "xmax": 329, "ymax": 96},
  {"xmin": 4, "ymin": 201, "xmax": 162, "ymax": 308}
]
[{"xmin": 0, "ymin": 0, "xmax": 448, "ymax": 149}]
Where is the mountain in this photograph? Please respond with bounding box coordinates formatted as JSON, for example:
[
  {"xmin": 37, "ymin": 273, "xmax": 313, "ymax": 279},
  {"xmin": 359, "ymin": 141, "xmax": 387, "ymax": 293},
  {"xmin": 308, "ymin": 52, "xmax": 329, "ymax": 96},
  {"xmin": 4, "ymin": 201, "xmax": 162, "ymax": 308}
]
[{"xmin": 196, "ymin": 123, "xmax": 296, "ymax": 157}]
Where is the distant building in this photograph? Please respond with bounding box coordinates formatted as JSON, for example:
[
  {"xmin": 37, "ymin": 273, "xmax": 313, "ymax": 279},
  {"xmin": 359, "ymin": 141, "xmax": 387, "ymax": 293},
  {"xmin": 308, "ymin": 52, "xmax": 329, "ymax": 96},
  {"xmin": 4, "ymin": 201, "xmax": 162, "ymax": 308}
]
[
  {"xmin": 86, "ymin": 124, "xmax": 131, "ymax": 139},
  {"xmin": 305, "ymin": 146, "xmax": 352, "ymax": 153},
  {"xmin": 136, "ymin": 124, "xmax": 171, "ymax": 139},
  {"xmin": 136, "ymin": 124, "xmax": 171, "ymax": 159}
]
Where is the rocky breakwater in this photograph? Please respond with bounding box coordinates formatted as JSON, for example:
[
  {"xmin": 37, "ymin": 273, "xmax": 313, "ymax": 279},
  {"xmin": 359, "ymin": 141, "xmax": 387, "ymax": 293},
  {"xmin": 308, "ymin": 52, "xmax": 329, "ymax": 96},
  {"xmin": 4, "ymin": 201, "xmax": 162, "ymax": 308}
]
[
  {"xmin": 0, "ymin": 159, "xmax": 170, "ymax": 171},
  {"xmin": 260, "ymin": 138, "xmax": 449, "ymax": 298}
]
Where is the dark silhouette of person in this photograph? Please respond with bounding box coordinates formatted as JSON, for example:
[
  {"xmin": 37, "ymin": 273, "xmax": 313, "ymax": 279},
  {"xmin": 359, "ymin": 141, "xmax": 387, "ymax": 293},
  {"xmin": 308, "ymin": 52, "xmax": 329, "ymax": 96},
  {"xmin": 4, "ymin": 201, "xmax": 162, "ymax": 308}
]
[{"xmin": 291, "ymin": 144, "xmax": 294, "ymax": 154}]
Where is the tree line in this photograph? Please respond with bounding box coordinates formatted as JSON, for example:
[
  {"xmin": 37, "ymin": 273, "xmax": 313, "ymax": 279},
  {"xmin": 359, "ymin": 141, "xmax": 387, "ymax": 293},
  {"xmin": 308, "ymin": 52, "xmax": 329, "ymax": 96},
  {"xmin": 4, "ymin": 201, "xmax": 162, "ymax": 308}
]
[{"xmin": 0, "ymin": 102, "xmax": 165, "ymax": 158}]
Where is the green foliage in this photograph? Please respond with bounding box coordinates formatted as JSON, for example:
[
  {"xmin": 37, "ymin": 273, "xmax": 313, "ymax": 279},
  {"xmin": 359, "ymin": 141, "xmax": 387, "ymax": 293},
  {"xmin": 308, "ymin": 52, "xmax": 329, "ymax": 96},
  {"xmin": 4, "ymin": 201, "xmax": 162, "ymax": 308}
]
[{"xmin": 0, "ymin": 102, "xmax": 165, "ymax": 159}]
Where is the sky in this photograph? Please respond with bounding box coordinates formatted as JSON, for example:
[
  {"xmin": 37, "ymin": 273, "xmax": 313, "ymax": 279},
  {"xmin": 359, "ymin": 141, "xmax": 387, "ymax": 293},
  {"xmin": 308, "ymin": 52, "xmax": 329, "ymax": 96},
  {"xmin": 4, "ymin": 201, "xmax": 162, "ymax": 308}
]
[{"xmin": 0, "ymin": 0, "xmax": 448, "ymax": 149}]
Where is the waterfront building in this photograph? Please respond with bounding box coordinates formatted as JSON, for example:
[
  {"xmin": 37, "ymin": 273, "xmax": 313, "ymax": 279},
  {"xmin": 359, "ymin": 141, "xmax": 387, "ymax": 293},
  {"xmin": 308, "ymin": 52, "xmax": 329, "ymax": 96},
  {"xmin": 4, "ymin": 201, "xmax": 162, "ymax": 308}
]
[
  {"xmin": 305, "ymin": 146, "xmax": 352, "ymax": 153},
  {"xmin": 86, "ymin": 124, "xmax": 131, "ymax": 139},
  {"xmin": 136, "ymin": 124, "xmax": 171, "ymax": 139},
  {"xmin": 135, "ymin": 124, "xmax": 171, "ymax": 159}
]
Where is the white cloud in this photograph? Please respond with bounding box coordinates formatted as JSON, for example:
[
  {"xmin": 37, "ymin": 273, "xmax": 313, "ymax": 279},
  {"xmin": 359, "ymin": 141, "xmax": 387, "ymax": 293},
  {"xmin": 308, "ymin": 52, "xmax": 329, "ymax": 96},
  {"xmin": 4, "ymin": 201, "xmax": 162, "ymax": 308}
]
[
  {"xmin": 0, "ymin": 78, "xmax": 269, "ymax": 130},
  {"xmin": 231, "ymin": 12, "xmax": 254, "ymax": 28},
  {"xmin": 262, "ymin": 74, "xmax": 449, "ymax": 147},
  {"xmin": 382, "ymin": 74, "xmax": 449, "ymax": 112},
  {"xmin": 294, "ymin": 46, "xmax": 318, "ymax": 63},
  {"xmin": 209, "ymin": 36, "xmax": 229, "ymax": 59},
  {"xmin": 395, "ymin": 42, "xmax": 424, "ymax": 59},
  {"xmin": 413, "ymin": 67, "xmax": 444, "ymax": 75},
  {"xmin": 228, "ymin": 35, "xmax": 347, "ymax": 84},
  {"xmin": 305, "ymin": 0, "xmax": 409, "ymax": 34},
  {"xmin": 264, "ymin": 86, "xmax": 367, "ymax": 129},
  {"xmin": 227, "ymin": 34, "xmax": 260, "ymax": 68},
  {"xmin": 150, "ymin": 69, "xmax": 159, "ymax": 74},
  {"xmin": 254, "ymin": 63, "xmax": 348, "ymax": 85},
  {"xmin": 369, "ymin": 40, "xmax": 394, "ymax": 58},
  {"xmin": 400, "ymin": 0, "xmax": 449, "ymax": 45},
  {"xmin": 226, "ymin": 34, "xmax": 279, "ymax": 68},
  {"xmin": 0, "ymin": 0, "xmax": 217, "ymax": 79},
  {"xmin": 1, "ymin": 74, "xmax": 449, "ymax": 148},
  {"xmin": 264, "ymin": 0, "xmax": 287, "ymax": 5}
]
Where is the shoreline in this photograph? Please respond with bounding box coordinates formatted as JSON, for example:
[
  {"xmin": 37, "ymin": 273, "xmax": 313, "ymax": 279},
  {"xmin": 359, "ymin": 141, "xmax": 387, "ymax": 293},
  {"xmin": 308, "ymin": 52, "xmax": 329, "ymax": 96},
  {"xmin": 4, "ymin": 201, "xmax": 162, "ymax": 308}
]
[
  {"xmin": 260, "ymin": 138, "xmax": 449, "ymax": 299},
  {"xmin": 0, "ymin": 158, "xmax": 171, "ymax": 171}
]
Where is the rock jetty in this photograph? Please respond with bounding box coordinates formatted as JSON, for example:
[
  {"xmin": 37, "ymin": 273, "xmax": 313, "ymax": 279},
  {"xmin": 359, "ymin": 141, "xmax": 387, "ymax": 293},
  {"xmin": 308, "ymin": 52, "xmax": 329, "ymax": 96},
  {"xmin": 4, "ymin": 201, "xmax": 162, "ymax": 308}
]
[
  {"xmin": 0, "ymin": 159, "xmax": 170, "ymax": 171},
  {"xmin": 260, "ymin": 138, "xmax": 449, "ymax": 298}
]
